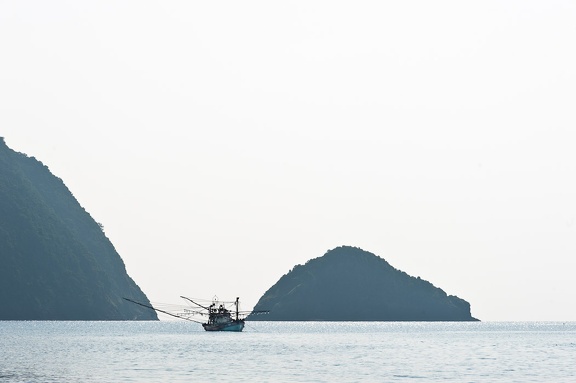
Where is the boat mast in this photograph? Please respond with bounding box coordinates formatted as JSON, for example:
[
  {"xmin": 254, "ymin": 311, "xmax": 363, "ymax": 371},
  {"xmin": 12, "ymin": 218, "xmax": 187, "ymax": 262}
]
[{"xmin": 235, "ymin": 297, "xmax": 239, "ymax": 321}]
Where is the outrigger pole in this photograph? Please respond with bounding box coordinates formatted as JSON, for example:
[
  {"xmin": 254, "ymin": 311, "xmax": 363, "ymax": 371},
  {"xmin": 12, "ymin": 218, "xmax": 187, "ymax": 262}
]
[
  {"xmin": 123, "ymin": 297, "xmax": 204, "ymax": 324},
  {"xmin": 180, "ymin": 296, "xmax": 212, "ymax": 311}
]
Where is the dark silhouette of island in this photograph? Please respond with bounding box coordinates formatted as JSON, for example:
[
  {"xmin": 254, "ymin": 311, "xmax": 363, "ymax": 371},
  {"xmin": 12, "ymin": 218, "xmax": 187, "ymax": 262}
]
[
  {"xmin": 0, "ymin": 137, "xmax": 157, "ymax": 320},
  {"xmin": 248, "ymin": 246, "xmax": 478, "ymax": 321}
]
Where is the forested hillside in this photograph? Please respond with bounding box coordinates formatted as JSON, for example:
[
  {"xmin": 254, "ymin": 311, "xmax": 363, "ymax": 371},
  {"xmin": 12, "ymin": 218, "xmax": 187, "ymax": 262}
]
[
  {"xmin": 249, "ymin": 246, "xmax": 477, "ymax": 321},
  {"xmin": 0, "ymin": 137, "xmax": 156, "ymax": 320}
]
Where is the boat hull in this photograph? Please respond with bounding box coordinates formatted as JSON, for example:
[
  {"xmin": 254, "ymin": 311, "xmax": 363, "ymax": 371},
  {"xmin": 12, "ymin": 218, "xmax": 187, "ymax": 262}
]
[{"xmin": 202, "ymin": 320, "xmax": 245, "ymax": 332}]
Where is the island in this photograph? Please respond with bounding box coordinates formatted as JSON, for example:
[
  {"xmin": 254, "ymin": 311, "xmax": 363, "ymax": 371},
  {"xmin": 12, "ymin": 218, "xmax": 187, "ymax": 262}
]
[
  {"xmin": 0, "ymin": 137, "xmax": 157, "ymax": 320},
  {"xmin": 248, "ymin": 246, "xmax": 478, "ymax": 321}
]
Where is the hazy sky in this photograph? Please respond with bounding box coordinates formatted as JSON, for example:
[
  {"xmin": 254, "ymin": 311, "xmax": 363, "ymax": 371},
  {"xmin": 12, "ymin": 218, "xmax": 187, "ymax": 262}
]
[{"xmin": 2, "ymin": 1, "xmax": 575, "ymax": 321}]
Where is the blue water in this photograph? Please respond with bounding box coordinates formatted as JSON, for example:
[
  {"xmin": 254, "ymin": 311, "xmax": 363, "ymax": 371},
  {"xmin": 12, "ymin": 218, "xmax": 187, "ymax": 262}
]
[{"xmin": 1, "ymin": 321, "xmax": 575, "ymax": 382}]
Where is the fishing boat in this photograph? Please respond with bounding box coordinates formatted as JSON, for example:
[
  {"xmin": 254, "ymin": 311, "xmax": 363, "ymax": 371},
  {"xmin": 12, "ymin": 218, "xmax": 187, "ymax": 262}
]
[
  {"xmin": 201, "ymin": 297, "xmax": 245, "ymax": 331},
  {"xmin": 123, "ymin": 296, "xmax": 267, "ymax": 332}
]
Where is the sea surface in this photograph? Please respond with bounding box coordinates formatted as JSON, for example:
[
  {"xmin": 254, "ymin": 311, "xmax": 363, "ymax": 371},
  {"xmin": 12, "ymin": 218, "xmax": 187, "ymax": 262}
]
[{"xmin": 1, "ymin": 321, "xmax": 575, "ymax": 382}]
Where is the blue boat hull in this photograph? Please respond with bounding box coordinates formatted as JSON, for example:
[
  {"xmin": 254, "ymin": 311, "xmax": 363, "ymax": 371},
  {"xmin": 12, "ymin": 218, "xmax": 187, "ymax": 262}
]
[{"xmin": 202, "ymin": 320, "xmax": 245, "ymax": 332}]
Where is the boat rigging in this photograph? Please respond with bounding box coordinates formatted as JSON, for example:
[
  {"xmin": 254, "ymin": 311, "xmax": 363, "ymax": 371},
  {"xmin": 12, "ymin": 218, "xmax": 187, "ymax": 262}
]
[{"xmin": 123, "ymin": 296, "xmax": 268, "ymax": 332}]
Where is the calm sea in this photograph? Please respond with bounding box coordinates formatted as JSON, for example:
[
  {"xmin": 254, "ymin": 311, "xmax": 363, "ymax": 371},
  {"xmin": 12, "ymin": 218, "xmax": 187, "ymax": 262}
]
[{"xmin": 1, "ymin": 321, "xmax": 575, "ymax": 382}]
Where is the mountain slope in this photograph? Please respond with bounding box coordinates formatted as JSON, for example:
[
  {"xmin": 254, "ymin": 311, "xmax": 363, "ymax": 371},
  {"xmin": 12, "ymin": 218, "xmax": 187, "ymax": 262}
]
[
  {"xmin": 0, "ymin": 137, "xmax": 156, "ymax": 320},
  {"xmin": 248, "ymin": 246, "xmax": 477, "ymax": 321}
]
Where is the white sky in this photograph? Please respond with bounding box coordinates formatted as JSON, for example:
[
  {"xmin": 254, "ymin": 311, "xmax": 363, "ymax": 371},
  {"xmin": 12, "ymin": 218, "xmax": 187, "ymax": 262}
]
[{"xmin": 1, "ymin": 1, "xmax": 575, "ymax": 321}]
